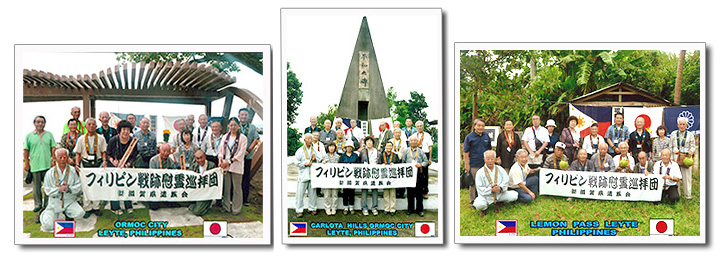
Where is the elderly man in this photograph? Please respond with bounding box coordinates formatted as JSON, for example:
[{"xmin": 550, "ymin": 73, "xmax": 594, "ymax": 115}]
[
  {"xmin": 629, "ymin": 117, "xmax": 652, "ymax": 160},
  {"xmin": 391, "ymin": 128, "xmax": 408, "ymax": 199},
  {"xmin": 126, "ymin": 113, "xmax": 140, "ymax": 136},
  {"xmin": 669, "ymin": 117, "xmax": 696, "ymax": 200},
  {"xmin": 187, "ymin": 150, "xmax": 217, "ymax": 216},
  {"xmin": 97, "ymin": 111, "xmax": 118, "ymax": 142},
  {"xmin": 346, "ymin": 119, "xmax": 364, "ymax": 149},
  {"xmin": 294, "ymin": 133, "xmax": 323, "ymax": 218},
  {"xmin": 393, "ymin": 121, "xmax": 408, "ymax": 144},
  {"xmin": 508, "ymin": 149, "xmax": 538, "ymax": 203},
  {"xmin": 582, "ymin": 123, "xmax": 605, "ymax": 158},
  {"xmin": 62, "ymin": 106, "xmax": 87, "ymax": 135},
  {"xmin": 59, "ymin": 119, "xmax": 81, "ymax": 164},
  {"xmin": 605, "ymin": 113, "xmax": 629, "ymax": 156},
  {"xmin": 653, "ymin": 149, "xmax": 682, "ymax": 204},
  {"xmin": 148, "ymin": 143, "xmax": 178, "ymax": 210},
  {"xmin": 463, "ymin": 118, "xmax": 492, "ymax": 204},
  {"xmin": 613, "ymin": 141, "xmax": 635, "ymax": 173},
  {"xmin": 319, "ymin": 119, "xmax": 337, "ymax": 146},
  {"xmin": 543, "ymin": 142, "xmax": 569, "ymax": 170},
  {"xmin": 106, "ymin": 120, "xmax": 138, "ymax": 215},
  {"xmin": 73, "ymin": 117, "xmax": 107, "ymax": 218},
  {"xmin": 332, "ymin": 118, "xmax": 345, "ymax": 132},
  {"xmin": 473, "ymin": 150, "xmax": 518, "ymax": 217},
  {"xmin": 39, "ymin": 148, "xmax": 84, "ymax": 232},
  {"xmin": 590, "ymin": 143, "xmax": 615, "ymax": 172},
  {"xmin": 414, "ymin": 121, "xmax": 433, "ymax": 199},
  {"xmin": 377, "ymin": 121, "xmax": 393, "ymax": 148},
  {"xmin": 401, "ymin": 118, "xmax": 418, "ymax": 146},
  {"xmin": 633, "ymin": 151, "xmax": 653, "ymax": 175},
  {"xmin": 333, "ymin": 129, "xmax": 347, "ymax": 155},
  {"xmin": 402, "ymin": 136, "xmax": 428, "ymax": 217},
  {"xmin": 200, "ymin": 120, "xmax": 224, "ymax": 166},
  {"xmin": 24, "ymin": 115, "xmax": 56, "ymax": 215},
  {"xmin": 304, "ymin": 116, "xmax": 321, "ymax": 134},
  {"xmin": 569, "ymin": 149, "xmax": 596, "ymax": 172},
  {"xmin": 192, "ymin": 114, "xmax": 210, "ymax": 147},
  {"xmin": 135, "ymin": 117, "xmax": 157, "ymax": 168},
  {"xmin": 169, "ymin": 119, "xmax": 187, "ymax": 153},
  {"xmin": 185, "ymin": 114, "xmax": 196, "ymax": 132},
  {"xmin": 522, "ymin": 115, "xmax": 550, "ymax": 170},
  {"xmin": 238, "ymin": 108, "xmax": 260, "ymax": 206}
]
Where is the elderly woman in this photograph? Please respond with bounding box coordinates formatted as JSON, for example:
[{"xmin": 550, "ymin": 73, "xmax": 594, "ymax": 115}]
[
  {"xmin": 559, "ymin": 116, "xmax": 581, "ymax": 163},
  {"xmin": 218, "ymin": 117, "xmax": 248, "ymax": 215},
  {"xmin": 612, "ymin": 141, "xmax": 635, "ymax": 173},
  {"xmin": 543, "ymin": 119, "xmax": 560, "ymax": 162},
  {"xmin": 569, "ymin": 149, "xmax": 596, "ymax": 172},
  {"xmin": 590, "ymin": 143, "xmax": 615, "ymax": 172},
  {"xmin": 174, "ymin": 129, "xmax": 198, "ymax": 168},
  {"xmin": 322, "ymin": 143, "xmax": 340, "ymax": 216},
  {"xmin": 359, "ymin": 136, "xmax": 380, "ymax": 216},
  {"xmin": 543, "ymin": 142, "xmax": 568, "ymax": 170},
  {"xmin": 669, "ymin": 117, "xmax": 696, "ymax": 200},
  {"xmin": 628, "ymin": 117, "xmax": 652, "ymax": 161},
  {"xmin": 652, "ymin": 125, "xmax": 670, "ymax": 163},
  {"xmin": 653, "ymin": 149, "xmax": 682, "ymax": 204},
  {"xmin": 507, "ymin": 149, "xmax": 539, "ymax": 203},
  {"xmin": 496, "ymin": 120, "xmax": 522, "ymax": 171},
  {"xmin": 338, "ymin": 141, "xmax": 360, "ymax": 215},
  {"xmin": 632, "ymin": 151, "xmax": 653, "ymax": 175}
]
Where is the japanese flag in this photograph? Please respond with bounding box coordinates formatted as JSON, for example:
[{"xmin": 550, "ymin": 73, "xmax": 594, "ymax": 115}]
[
  {"xmin": 649, "ymin": 219, "xmax": 674, "ymax": 236},
  {"xmin": 623, "ymin": 107, "xmax": 665, "ymax": 137},
  {"xmin": 204, "ymin": 221, "xmax": 227, "ymax": 238},
  {"xmin": 415, "ymin": 222, "xmax": 435, "ymax": 237}
]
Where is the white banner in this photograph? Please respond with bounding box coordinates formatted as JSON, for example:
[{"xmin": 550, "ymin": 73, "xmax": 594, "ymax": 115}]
[
  {"xmin": 310, "ymin": 163, "xmax": 418, "ymax": 189},
  {"xmin": 79, "ymin": 168, "xmax": 224, "ymax": 201},
  {"xmin": 539, "ymin": 169, "xmax": 663, "ymax": 201}
]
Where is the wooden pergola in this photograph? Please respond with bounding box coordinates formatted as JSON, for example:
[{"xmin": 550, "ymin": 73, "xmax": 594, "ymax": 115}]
[
  {"xmin": 23, "ymin": 61, "xmax": 263, "ymax": 120},
  {"xmin": 24, "ymin": 60, "xmax": 265, "ymax": 174},
  {"xmin": 570, "ymin": 82, "xmax": 672, "ymax": 107}
]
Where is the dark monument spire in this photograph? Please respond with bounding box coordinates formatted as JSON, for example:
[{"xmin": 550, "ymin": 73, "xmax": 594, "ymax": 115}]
[{"xmin": 336, "ymin": 16, "xmax": 390, "ymax": 127}]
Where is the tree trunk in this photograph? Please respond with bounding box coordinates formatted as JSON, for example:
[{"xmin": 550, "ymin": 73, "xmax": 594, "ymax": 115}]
[
  {"xmin": 674, "ymin": 50, "xmax": 686, "ymax": 105},
  {"xmin": 530, "ymin": 54, "xmax": 537, "ymax": 80}
]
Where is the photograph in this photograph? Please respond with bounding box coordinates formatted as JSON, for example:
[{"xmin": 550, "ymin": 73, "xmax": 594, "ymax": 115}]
[
  {"xmin": 281, "ymin": 8, "xmax": 443, "ymax": 244},
  {"xmin": 454, "ymin": 43, "xmax": 705, "ymax": 243},
  {"xmin": 15, "ymin": 45, "xmax": 271, "ymax": 245}
]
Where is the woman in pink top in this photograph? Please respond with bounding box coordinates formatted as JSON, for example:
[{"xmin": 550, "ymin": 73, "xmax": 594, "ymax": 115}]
[{"xmin": 218, "ymin": 117, "xmax": 248, "ymax": 214}]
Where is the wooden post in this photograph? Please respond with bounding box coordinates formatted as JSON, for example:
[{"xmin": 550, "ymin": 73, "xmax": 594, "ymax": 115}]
[
  {"xmin": 222, "ymin": 92, "xmax": 234, "ymax": 127},
  {"xmin": 205, "ymin": 100, "xmax": 212, "ymax": 117},
  {"xmin": 82, "ymin": 93, "xmax": 91, "ymax": 120}
]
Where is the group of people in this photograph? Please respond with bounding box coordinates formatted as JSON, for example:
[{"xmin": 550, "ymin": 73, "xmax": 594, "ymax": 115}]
[
  {"xmin": 293, "ymin": 117, "xmax": 434, "ymax": 218},
  {"xmin": 23, "ymin": 106, "xmax": 261, "ymax": 231},
  {"xmin": 463, "ymin": 114, "xmax": 697, "ymax": 217}
]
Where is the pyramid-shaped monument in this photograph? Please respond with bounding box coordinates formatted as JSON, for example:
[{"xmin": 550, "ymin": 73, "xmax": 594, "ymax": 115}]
[{"xmin": 336, "ymin": 16, "xmax": 390, "ymax": 123}]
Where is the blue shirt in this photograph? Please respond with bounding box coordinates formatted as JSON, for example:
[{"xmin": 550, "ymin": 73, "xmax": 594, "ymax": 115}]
[
  {"xmin": 463, "ymin": 131, "xmax": 492, "ymax": 168},
  {"xmin": 545, "ymin": 132, "xmax": 560, "ymax": 154},
  {"xmin": 604, "ymin": 125, "xmax": 629, "ymax": 154}
]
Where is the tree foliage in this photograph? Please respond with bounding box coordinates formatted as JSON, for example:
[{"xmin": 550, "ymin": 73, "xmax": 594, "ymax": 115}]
[
  {"xmin": 287, "ymin": 62, "xmax": 304, "ymax": 155},
  {"xmin": 316, "ymin": 104, "xmax": 338, "ymax": 126},
  {"xmin": 115, "ymin": 52, "xmax": 263, "ymax": 75},
  {"xmin": 459, "ymin": 49, "xmax": 701, "ymax": 141}
]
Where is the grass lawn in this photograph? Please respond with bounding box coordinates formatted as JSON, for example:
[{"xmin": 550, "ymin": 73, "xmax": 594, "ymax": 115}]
[
  {"xmin": 459, "ymin": 169, "xmax": 701, "ymax": 236},
  {"xmin": 287, "ymin": 209, "xmax": 439, "ymax": 237}
]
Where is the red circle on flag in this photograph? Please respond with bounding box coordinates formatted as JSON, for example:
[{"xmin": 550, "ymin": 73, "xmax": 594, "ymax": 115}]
[
  {"xmin": 420, "ymin": 224, "xmax": 430, "ymax": 234},
  {"xmin": 656, "ymin": 221, "xmax": 667, "ymax": 233},
  {"xmin": 636, "ymin": 114, "xmax": 652, "ymax": 131},
  {"xmin": 210, "ymin": 223, "xmax": 221, "ymax": 234}
]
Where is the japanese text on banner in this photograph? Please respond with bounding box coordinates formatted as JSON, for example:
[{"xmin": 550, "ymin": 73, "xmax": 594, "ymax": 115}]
[
  {"xmin": 539, "ymin": 169, "xmax": 663, "ymax": 201},
  {"xmin": 310, "ymin": 163, "xmax": 418, "ymax": 189},
  {"xmin": 79, "ymin": 168, "xmax": 223, "ymax": 201}
]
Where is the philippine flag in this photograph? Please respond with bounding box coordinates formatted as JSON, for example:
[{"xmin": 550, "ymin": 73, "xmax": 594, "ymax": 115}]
[
  {"xmin": 649, "ymin": 219, "xmax": 674, "ymax": 236},
  {"xmin": 54, "ymin": 220, "xmax": 75, "ymax": 238},
  {"xmin": 569, "ymin": 104, "xmax": 613, "ymax": 138},
  {"xmin": 414, "ymin": 222, "xmax": 436, "ymax": 237},
  {"xmin": 495, "ymin": 220, "xmax": 517, "ymax": 236},
  {"xmin": 289, "ymin": 222, "xmax": 308, "ymax": 237}
]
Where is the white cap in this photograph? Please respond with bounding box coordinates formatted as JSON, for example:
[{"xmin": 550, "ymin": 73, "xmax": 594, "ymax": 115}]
[
  {"xmin": 555, "ymin": 142, "xmax": 566, "ymax": 150},
  {"xmin": 546, "ymin": 119, "xmax": 557, "ymax": 127}
]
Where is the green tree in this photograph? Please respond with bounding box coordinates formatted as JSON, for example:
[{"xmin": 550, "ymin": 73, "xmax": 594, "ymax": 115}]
[
  {"xmin": 316, "ymin": 104, "xmax": 338, "ymax": 127},
  {"xmin": 115, "ymin": 52, "xmax": 263, "ymax": 75},
  {"xmin": 287, "ymin": 62, "xmax": 304, "ymax": 155},
  {"xmin": 385, "ymin": 86, "xmax": 397, "ymax": 120}
]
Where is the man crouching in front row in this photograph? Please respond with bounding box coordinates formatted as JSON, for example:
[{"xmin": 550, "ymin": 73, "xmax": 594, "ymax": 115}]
[{"xmin": 473, "ymin": 150, "xmax": 518, "ymax": 218}]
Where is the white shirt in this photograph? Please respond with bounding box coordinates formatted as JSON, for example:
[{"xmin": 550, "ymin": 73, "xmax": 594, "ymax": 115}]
[
  {"xmin": 522, "ymin": 126, "xmax": 550, "ymax": 152},
  {"xmin": 613, "ymin": 154, "xmax": 636, "ymax": 172},
  {"xmin": 653, "ymin": 160, "xmax": 682, "ymax": 186},
  {"xmin": 346, "ymin": 126, "xmax": 365, "ymax": 144},
  {"xmin": 414, "ymin": 132, "xmax": 433, "ymax": 153},
  {"xmin": 73, "ymin": 133, "xmax": 107, "ymax": 159},
  {"xmin": 312, "ymin": 141, "xmax": 327, "ymax": 162},
  {"xmin": 192, "ymin": 125, "xmax": 210, "ymax": 148},
  {"xmin": 200, "ymin": 134, "xmax": 223, "ymax": 157},
  {"xmin": 169, "ymin": 132, "xmax": 183, "ymax": 148},
  {"xmin": 390, "ymin": 137, "xmax": 407, "ymax": 157},
  {"xmin": 365, "ymin": 148, "xmax": 378, "ymax": 164},
  {"xmin": 508, "ymin": 162, "xmax": 530, "ymax": 189},
  {"xmin": 582, "ymin": 134, "xmax": 605, "ymax": 155}
]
